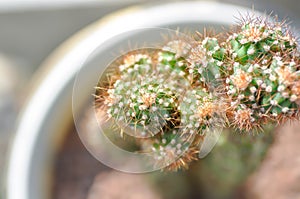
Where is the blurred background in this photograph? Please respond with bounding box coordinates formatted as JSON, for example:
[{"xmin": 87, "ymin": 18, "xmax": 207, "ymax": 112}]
[{"xmin": 1, "ymin": 0, "xmax": 300, "ymax": 199}]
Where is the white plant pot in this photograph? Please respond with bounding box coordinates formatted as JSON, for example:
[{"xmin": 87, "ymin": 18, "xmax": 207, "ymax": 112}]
[{"xmin": 6, "ymin": 2, "xmax": 256, "ymax": 199}]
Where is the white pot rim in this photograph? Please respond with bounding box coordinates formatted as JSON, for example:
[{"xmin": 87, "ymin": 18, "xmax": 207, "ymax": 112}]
[{"xmin": 6, "ymin": 2, "xmax": 257, "ymax": 199}]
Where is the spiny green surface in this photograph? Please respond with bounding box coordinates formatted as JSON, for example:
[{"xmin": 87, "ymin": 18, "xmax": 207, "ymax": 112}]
[
  {"xmin": 224, "ymin": 18, "xmax": 300, "ymax": 130},
  {"xmin": 188, "ymin": 37, "xmax": 226, "ymax": 86},
  {"xmin": 106, "ymin": 73, "xmax": 180, "ymax": 137},
  {"xmin": 179, "ymin": 88, "xmax": 225, "ymax": 135}
]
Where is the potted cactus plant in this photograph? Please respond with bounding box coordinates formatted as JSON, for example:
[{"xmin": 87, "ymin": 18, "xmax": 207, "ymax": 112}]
[
  {"xmin": 87, "ymin": 11, "xmax": 299, "ymax": 199},
  {"xmin": 7, "ymin": 1, "xmax": 300, "ymax": 199}
]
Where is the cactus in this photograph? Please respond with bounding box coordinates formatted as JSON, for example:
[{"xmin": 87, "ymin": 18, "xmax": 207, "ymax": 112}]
[
  {"xmin": 95, "ymin": 14, "xmax": 300, "ymax": 171},
  {"xmin": 188, "ymin": 36, "xmax": 226, "ymax": 86},
  {"xmin": 223, "ymin": 15, "xmax": 300, "ymax": 131},
  {"xmin": 179, "ymin": 88, "xmax": 227, "ymax": 135},
  {"xmin": 158, "ymin": 39, "xmax": 191, "ymax": 76},
  {"xmin": 144, "ymin": 129, "xmax": 200, "ymax": 171},
  {"xmin": 103, "ymin": 51, "xmax": 191, "ymax": 138}
]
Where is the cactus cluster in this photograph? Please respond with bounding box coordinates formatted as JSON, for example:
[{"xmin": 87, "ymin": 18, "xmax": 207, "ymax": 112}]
[
  {"xmin": 95, "ymin": 14, "xmax": 300, "ymax": 171},
  {"xmin": 224, "ymin": 16, "xmax": 299, "ymax": 131}
]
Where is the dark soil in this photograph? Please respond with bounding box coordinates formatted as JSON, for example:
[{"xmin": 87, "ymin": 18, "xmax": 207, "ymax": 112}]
[{"xmin": 52, "ymin": 129, "xmax": 110, "ymax": 199}]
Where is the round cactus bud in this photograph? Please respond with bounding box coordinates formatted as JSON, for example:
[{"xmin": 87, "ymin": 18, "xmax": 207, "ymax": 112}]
[
  {"xmin": 226, "ymin": 17, "xmax": 297, "ymax": 65},
  {"xmin": 146, "ymin": 129, "xmax": 200, "ymax": 171},
  {"xmin": 179, "ymin": 88, "xmax": 227, "ymax": 135},
  {"xmin": 157, "ymin": 39, "xmax": 192, "ymax": 77},
  {"xmin": 101, "ymin": 48, "xmax": 191, "ymax": 138},
  {"xmin": 187, "ymin": 37, "xmax": 226, "ymax": 86},
  {"xmin": 119, "ymin": 53, "xmax": 153, "ymax": 78},
  {"xmin": 106, "ymin": 72, "xmax": 182, "ymax": 138}
]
